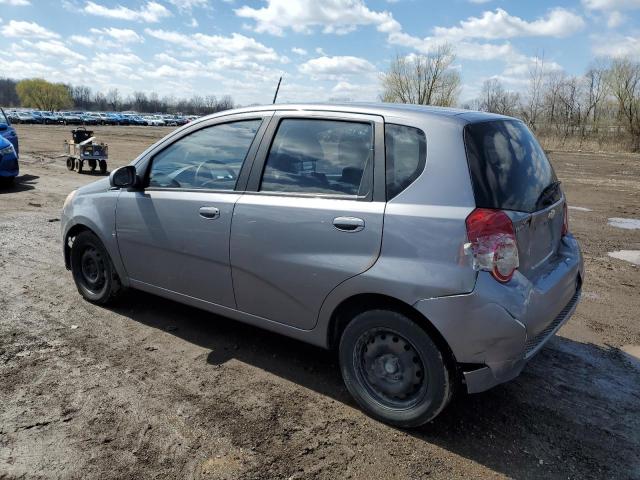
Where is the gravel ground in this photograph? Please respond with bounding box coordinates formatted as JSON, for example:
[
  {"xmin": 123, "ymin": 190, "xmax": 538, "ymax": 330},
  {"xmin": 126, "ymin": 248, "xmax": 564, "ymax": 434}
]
[{"xmin": 1, "ymin": 125, "xmax": 639, "ymax": 480}]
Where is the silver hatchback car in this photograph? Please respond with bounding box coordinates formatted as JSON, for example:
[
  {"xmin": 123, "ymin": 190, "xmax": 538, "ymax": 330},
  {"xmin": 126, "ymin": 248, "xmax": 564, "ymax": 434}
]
[{"xmin": 62, "ymin": 103, "xmax": 583, "ymax": 427}]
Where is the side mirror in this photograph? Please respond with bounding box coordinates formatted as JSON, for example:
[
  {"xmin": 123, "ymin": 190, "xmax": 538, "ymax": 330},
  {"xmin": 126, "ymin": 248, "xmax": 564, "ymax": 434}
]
[
  {"xmin": 0, "ymin": 124, "xmax": 7, "ymax": 131},
  {"xmin": 110, "ymin": 165, "xmax": 138, "ymax": 189}
]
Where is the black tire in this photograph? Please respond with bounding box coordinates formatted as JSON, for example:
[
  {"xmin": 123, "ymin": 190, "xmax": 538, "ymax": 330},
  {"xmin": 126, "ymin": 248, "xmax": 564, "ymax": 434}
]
[
  {"xmin": 88, "ymin": 159, "xmax": 97, "ymax": 172},
  {"xmin": 66, "ymin": 157, "xmax": 75, "ymax": 171},
  {"xmin": 70, "ymin": 231, "xmax": 121, "ymax": 304},
  {"xmin": 77, "ymin": 159, "xmax": 83, "ymax": 174},
  {"xmin": 99, "ymin": 160, "xmax": 107, "ymax": 174},
  {"xmin": 339, "ymin": 310, "xmax": 453, "ymax": 428}
]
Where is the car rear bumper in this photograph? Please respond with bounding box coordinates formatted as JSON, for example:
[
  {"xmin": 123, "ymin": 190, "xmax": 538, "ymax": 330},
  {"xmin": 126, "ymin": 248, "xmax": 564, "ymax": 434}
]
[{"xmin": 414, "ymin": 234, "xmax": 583, "ymax": 394}]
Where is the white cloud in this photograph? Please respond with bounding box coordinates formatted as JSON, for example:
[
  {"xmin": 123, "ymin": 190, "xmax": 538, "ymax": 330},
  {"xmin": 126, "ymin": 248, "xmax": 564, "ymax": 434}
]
[
  {"xmin": 69, "ymin": 35, "xmax": 93, "ymax": 47},
  {"xmin": 83, "ymin": 1, "xmax": 171, "ymax": 23},
  {"xmin": 582, "ymin": 0, "xmax": 640, "ymax": 10},
  {"xmin": 145, "ymin": 29, "xmax": 286, "ymax": 63},
  {"xmin": 235, "ymin": 0, "xmax": 400, "ymax": 36},
  {"xmin": 94, "ymin": 52, "xmax": 143, "ymax": 65},
  {"xmin": 29, "ymin": 40, "xmax": 86, "ymax": 61},
  {"xmin": 592, "ymin": 35, "xmax": 640, "ymax": 58},
  {"xmin": 387, "ymin": 30, "xmax": 518, "ymax": 61},
  {"xmin": 148, "ymin": 53, "xmax": 223, "ymax": 80},
  {"xmin": 168, "ymin": 0, "xmax": 209, "ymax": 11},
  {"xmin": 0, "ymin": 0, "xmax": 31, "ymax": 5},
  {"xmin": 299, "ymin": 55, "xmax": 376, "ymax": 77},
  {"xmin": 433, "ymin": 8, "xmax": 585, "ymax": 41},
  {"xmin": 607, "ymin": 10, "xmax": 626, "ymax": 27},
  {"xmin": 291, "ymin": 47, "xmax": 307, "ymax": 55},
  {"xmin": 1, "ymin": 20, "xmax": 60, "ymax": 39},
  {"xmin": 89, "ymin": 27, "xmax": 144, "ymax": 43}
]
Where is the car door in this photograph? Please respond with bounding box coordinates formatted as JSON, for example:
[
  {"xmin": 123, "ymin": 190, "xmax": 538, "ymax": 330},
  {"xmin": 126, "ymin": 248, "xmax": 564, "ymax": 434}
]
[
  {"xmin": 115, "ymin": 112, "xmax": 271, "ymax": 308},
  {"xmin": 230, "ymin": 111, "xmax": 386, "ymax": 330}
]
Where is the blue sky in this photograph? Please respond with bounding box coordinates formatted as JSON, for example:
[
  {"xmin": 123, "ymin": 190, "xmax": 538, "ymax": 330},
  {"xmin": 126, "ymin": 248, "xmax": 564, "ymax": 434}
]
[{"xmin": 0, "ymin": 0, "xmax": 638, "ymax": 105}]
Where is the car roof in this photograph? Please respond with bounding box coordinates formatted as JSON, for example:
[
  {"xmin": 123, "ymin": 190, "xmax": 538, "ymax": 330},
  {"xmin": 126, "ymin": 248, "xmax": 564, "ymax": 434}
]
[{"xmin": 198, "ymin": 102, "xmax": 513, "ymax": 125}]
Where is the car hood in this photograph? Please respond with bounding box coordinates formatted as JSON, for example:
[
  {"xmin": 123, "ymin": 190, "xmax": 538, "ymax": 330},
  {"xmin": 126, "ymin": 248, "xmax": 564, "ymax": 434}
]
[{"xmin": 78, "ymin": 176, "xmax": 112, "ymax": 195}]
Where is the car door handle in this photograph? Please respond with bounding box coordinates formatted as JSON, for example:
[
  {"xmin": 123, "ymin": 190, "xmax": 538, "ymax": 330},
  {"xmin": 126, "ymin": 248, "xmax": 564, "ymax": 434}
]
[
  {"xmin": 333, "ymin": 216, "xmax": 365, "ymax": 232},
  {"xmin": 199, "ymin": 206, "xmax": 220, "ymax": 219}
]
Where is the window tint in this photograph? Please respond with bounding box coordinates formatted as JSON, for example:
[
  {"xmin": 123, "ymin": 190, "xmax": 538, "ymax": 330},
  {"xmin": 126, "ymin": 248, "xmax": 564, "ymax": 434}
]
[
  {"xmin": 385, "ymin": 124, "xmax": 426, "ymax": 199},
  {"xmin": 260, "ymin": 119, "xmax": 373, "ymax": 196},
  {"xmin": 149, "ymin": 119, "xmax": 262, "ymax": 190},
  {"xmin": 464, "ymin": 120, "xmax": 558, "ymax": 213}
]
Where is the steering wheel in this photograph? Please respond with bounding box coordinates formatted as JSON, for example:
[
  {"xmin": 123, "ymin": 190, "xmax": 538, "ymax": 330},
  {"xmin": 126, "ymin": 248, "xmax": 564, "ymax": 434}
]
[{"xmin": 196, "ymin": 164, "xmax": 237, "ymax": 189}]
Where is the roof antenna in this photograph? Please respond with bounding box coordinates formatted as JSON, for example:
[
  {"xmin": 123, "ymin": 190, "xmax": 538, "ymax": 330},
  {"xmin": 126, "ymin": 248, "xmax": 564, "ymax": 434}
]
[{"xmin": 272, "ymin": 76, "xmax": 282, "ymax": 104}]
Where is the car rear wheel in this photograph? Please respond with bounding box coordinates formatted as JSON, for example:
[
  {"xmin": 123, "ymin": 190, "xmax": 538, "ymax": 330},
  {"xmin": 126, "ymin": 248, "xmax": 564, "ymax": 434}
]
[
  {"xmin": 70, "ymin": 231, "xmax": 121, "ymax": 304},
  {"xmin": 339, "ymin": 310, "xmax": 453, "ymax": 428}
]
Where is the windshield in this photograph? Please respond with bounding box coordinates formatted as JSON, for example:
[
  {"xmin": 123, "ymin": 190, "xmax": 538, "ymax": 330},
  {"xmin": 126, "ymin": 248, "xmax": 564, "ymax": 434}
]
[
  {"xmin": 0, "ymin": 109, "xmax": 8, "ymax": 125},
  {"xmin": 464, "ymin": 119, "xmax": 560, "ymax": 213}
]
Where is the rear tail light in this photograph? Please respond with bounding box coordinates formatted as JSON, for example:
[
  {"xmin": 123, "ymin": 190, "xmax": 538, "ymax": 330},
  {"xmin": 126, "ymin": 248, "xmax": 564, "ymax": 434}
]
[
  {"xmin": 465, "ymin": 208, "xmax": 519, "ymax": 283},
  {"xmin": 562, "ymin": 202, "xmax": 569, "ymax": 236}
]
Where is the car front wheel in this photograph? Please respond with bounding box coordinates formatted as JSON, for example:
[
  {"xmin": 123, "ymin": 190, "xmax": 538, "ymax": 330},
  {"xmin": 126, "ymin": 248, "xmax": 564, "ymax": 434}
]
[
  {"xmin": 339, "ymin": 309, "xmax": 453, "ymax": 428},
  {"xmin": 70, "ymin": 231, "xmax": 121, "ymax": 304}
]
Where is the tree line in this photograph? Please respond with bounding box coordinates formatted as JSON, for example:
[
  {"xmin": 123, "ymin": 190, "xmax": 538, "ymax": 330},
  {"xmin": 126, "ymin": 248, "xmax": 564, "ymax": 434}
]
[
  {"xmin": 2, "ymin": 49, "xmax": 639, "ymax": 151},
  {"xmin": 0, "ymin": 78, "xmax": 235, "ymax": 116},
  {"xmin": 379, "ymin": 45, "xmax": 640, "ymax": 151}
]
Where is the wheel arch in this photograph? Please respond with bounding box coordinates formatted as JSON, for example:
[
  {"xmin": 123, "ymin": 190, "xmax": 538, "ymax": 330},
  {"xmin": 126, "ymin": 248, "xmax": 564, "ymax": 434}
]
[
  {"xmin": 63, "ymin": 223, "xmax": 96, "ymax": 270},
  {"xmin": 327, "ymin": 293, "xmax": 458, "ymax": 371}
]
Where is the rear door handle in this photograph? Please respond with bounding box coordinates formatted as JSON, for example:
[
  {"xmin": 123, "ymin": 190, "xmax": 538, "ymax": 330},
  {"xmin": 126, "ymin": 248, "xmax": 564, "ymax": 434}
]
[
  {"xmin": 199, "ymin": 206, "xmax": 220, "ymax": 219},
  {"xmin": 333, "ymin": 216, "xmax": 365, "ymax": 232}
]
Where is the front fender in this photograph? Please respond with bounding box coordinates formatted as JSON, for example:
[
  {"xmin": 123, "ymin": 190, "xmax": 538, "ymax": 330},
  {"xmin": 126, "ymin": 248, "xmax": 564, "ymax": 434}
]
[{"xmin": 61, "ymin": 187, "xmax": 129, "ymax": 287}]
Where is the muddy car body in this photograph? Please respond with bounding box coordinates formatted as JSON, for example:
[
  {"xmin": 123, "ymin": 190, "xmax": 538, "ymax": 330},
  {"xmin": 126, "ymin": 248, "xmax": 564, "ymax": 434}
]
[{"xmin": 61, "ymin": 103, "xmax": 584, "ymax": 427}]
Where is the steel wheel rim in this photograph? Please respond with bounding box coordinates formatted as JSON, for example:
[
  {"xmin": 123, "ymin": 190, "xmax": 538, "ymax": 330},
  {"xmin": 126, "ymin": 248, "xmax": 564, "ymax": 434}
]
[
  {"xmin": 79, "ymin": 247, "xmax": 106, "ymax": 292},
  {"xmin": 353, "ymin": 328, "xmax": 428, "ymax": 410}
]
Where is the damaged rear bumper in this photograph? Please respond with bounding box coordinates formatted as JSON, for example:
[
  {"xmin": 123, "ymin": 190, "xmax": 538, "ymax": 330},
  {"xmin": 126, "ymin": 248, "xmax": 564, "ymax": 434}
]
[{"xmin": 414, "ymin": 234, "xmax": 583, "ymax": 394}]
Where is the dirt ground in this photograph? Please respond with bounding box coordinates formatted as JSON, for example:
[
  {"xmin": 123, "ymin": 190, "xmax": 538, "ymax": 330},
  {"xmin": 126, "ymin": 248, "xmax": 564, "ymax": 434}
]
[{"xmin": 1, "ymin": 125, "xmax": 639, "ymax": 480}]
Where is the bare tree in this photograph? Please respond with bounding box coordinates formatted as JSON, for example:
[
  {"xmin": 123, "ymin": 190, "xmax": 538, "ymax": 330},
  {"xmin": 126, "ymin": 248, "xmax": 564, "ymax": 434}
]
[
  {"xmin": 380, "ymin": 44, "xmax": 461, "ymax": 107},
  {"xmin": 106, "ymin": 88, "xmax": 121, "ymax": 111},
  {"xmin": 523, "ymin": 53, "xmax": 546, "ymax": 130},
  {"xmin": 606, "ymin": 57, "xmax": 640, "ymax": 150},
  {"xmin": 479, "ymin": 79, "xmax": 520, "ymax": 116},
  {"xmin": 584, "ymin": 64, "xmax": 607, "ymax": 128}
]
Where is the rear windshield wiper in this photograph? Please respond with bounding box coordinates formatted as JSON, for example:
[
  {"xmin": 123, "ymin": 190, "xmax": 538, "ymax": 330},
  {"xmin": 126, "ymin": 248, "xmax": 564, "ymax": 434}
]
[{"xmin": 536, "ymin": 180, "xmax": 562, "ymax": 209}]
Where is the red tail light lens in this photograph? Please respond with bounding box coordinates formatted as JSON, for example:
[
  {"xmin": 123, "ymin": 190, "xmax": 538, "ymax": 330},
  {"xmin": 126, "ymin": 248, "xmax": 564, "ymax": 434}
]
[
  {"xmin": 465, "ymin": 208, "xmax": 519, "ymax": 283},
  {"xmin": 562, "ymin": 202, "xmax": 569, "ymax": 236}
]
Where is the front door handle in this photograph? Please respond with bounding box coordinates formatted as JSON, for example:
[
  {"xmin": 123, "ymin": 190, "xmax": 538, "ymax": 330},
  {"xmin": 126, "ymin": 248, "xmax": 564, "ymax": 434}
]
[
  {"xmin": 199, "ymin": 206, "xmax": 220, "ymax": 219},
  {"xmin": 333, "ymin": 216, "xmax": 365, "ymax": 232}
]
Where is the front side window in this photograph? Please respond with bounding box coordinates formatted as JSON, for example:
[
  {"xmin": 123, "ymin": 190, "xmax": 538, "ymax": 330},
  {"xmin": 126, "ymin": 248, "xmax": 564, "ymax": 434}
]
[
  {"xmin": 260, "ymin": 119, "xmax": 373, "ymax": 196},
  {"xmin": 385, "ymin": 124, "xmax": 426, "ymax": 199},
  {"xmin": 149, "ymin": 119, "xmax": 262, "ymax": 190}
]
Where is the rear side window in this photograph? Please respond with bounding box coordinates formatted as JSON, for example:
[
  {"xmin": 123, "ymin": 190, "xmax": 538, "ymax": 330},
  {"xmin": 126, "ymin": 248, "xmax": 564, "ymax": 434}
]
[
  {"xmin": 260, "ymin": 119, "xmax": 373, "ymax": 196},
  {"xmin": 385, "ymin": 124, "xmax": 426, "ymax": 199},
  {"xmin": 464, "ymin": 120, "xmax": 559, "ymax": 213},
  {"xmin": 148, "ymin": 119, "xmax": 261, "ymax": 190}
]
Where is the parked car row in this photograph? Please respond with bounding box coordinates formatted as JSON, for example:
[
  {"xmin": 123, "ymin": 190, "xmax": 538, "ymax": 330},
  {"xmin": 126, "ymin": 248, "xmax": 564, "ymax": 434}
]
[{"xmin": 5, "ymin": 110, "xmax": 198, "ymax": 127}]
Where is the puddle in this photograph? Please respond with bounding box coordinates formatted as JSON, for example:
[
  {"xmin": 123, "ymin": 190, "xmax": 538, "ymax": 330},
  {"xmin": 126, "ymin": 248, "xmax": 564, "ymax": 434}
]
[
  {"xmin": 608, "ymin": 218, "xmax": 640, "ymax": 230},
  {"xmin": 569, "ymin": 206, "xmax": 593, "ymax": 212},
  {"xmin": 608, "ymin": 250, "xmax": 640, "ymax": 266}
]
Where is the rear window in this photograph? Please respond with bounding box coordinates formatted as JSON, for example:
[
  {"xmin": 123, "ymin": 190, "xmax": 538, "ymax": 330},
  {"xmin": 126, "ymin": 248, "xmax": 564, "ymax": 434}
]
[{"xmin": 464, "ymin": 120, "xmax": 559, "ymax": 213}]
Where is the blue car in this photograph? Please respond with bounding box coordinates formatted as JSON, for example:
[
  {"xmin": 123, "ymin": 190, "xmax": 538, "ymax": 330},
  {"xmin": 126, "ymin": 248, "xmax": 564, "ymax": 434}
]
[
  {"xmin": 0, "ymin": 135, "xmax": 18, "ymax": 185},
  {"xmin": 0, "ymin": 108, "xmax": 19, "ymax": 156}
]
